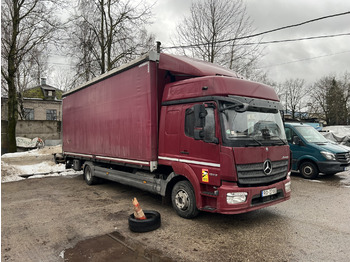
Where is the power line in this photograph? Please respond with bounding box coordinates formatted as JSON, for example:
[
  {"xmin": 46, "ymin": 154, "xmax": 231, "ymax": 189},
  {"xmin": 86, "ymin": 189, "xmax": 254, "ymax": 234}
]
[
  {"xmin": 163, "ymin": 11, "xmax": 350, "ymax": 49},
  {"xmin": 257, "ymin": 50, "xmax": 350, "ymax": 69},
  {"xmin": 237, "ymin": 33, "xmax": 350, "ymax": 46},
  {"xmin": 47, "ymin": 34, "xmax": 350, "ymax": 68}
]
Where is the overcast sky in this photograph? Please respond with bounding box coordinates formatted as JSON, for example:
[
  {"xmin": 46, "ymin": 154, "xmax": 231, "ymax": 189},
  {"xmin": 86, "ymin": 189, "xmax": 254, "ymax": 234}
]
[
  {"xmin": 145, "ymin": 0, "xmax": 350, "ymax": 84},
  {"xmin": 48, "ymin": 0, "xmax": 350, "ymax": 86}
]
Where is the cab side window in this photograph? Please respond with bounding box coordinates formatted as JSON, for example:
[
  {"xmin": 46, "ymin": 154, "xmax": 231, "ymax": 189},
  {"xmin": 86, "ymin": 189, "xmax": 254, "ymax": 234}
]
[
  {"xmin": 204, "ymin": 108, "xmax": 216, "ymax": 142},
  {"xmin": 285, "ymin": 127, "xmax": 297, "ymax": 144},
  {"xmin": 285, "ymin": 127, "xmax": 292, "ymax": 143},
  {"xmin": 184, "ymin": 105, "xmax": 216, "ymax": 143}
]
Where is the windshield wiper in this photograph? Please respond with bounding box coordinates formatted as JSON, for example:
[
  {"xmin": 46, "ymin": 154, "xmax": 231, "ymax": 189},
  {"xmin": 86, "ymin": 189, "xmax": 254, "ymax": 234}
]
[
  {"xmin": 220, "ymin": 103, "xmax": 249, "ymax": 112},
  {"xmin": 270, "ymin": 136, "xmax": 287, "ymax": 145},
  {"xmin": 246, "ymin": 135, "xmax": 263, "ymax": 146}
]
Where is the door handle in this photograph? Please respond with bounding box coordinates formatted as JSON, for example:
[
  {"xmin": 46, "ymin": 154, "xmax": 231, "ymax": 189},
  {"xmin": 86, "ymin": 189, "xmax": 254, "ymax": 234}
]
[{"xmin": 180, "ymin": 151, "xmax": 189, "ymax": 155}]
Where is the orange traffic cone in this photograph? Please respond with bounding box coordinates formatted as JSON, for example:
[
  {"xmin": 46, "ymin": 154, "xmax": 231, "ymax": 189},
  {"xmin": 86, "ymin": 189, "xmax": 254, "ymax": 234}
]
[{"xmin": 132, "ymin": 197, "xmax": 146, "ymax": 220}]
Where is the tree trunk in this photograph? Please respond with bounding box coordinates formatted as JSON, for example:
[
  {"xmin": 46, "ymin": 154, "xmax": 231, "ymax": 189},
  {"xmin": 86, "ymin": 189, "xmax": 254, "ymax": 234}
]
[
  {"xmin": 7, "ymin": 69, "xmax": 18, "ymax": 153},
  {"xmin": 6, "ymin": 1, "xmax": 20, "ymax": 153}
]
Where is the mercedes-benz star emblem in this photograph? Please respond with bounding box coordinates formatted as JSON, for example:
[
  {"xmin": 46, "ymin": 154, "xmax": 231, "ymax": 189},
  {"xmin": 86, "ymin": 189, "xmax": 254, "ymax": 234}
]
[{"xmin": 263, "ymin": 160, "xmax": 272, "ymax": 175}]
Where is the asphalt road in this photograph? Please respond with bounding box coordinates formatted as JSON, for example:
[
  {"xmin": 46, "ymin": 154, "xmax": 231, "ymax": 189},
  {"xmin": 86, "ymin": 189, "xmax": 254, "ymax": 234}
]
[{"xmin": 2, "ymin": 171, "xmax": 350, "ymax": 262}]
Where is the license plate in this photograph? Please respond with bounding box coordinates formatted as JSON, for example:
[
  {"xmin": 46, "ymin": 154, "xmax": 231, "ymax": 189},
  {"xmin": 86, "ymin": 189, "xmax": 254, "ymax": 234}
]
[{"xmin": 261, "ymin": 188, "xmax": 277, "ymax": 197}]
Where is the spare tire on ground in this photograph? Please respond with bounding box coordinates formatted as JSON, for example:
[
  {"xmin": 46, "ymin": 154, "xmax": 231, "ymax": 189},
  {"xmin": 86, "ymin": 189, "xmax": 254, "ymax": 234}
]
[{"xmin": 128, "ymin": 210, "xmax": 161, "ymax": 233}]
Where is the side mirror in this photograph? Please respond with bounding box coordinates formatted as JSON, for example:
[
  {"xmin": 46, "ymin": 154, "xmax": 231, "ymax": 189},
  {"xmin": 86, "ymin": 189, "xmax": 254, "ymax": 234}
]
[
  {"xmin": 193, "ymin": 104, "xmax": 206, "ymax": 140},
  {"xmin": 204, "ymin": 132, "xmax": 219, "ymax": 144},
  {"xmin": 292, "ymin": 136, "xmax": 302, "ymax": 145}
]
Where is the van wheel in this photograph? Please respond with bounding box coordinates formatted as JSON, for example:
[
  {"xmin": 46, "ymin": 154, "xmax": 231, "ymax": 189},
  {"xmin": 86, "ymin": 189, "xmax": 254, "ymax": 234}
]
[
  {"xmin": 171, "ymin": 181, "xmax": 199, "ymax": 219},
  {"xmin": 300, "ymin": 162, "xmax": 319, "ymax": 179},
  {"xmin": 84, "ymin": 164, "xmax": 98, "ymax": 185}
]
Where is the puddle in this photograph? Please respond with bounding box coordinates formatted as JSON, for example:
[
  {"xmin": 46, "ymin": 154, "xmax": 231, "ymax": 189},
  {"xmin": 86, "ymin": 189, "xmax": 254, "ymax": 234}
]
[{"xmin": 63, "ymin": 231, "xmax": 174, "ymax": 262}]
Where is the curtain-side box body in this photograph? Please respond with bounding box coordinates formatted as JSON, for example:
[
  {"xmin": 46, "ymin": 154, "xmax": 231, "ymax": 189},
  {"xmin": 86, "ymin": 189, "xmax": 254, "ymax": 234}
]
[{"xmin": 62, "ymin": 57, "xmax": 158, "ymax": 167}]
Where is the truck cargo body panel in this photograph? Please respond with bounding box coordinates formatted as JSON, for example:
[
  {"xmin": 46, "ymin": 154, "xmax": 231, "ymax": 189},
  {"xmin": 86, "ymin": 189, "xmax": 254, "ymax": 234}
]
[{"xmin": 63, "ymin": 61, "xmax": 158, "ymax": 166}]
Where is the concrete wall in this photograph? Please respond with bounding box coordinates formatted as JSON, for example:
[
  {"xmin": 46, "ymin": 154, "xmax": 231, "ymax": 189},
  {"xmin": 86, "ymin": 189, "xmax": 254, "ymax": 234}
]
[
  {"xmin": 16, "ymin": 120, "xmax": 62, "ymax": 139},
  {"xmin": 1, "ymin": 120, "xmax": 62, "ymax": 154}
]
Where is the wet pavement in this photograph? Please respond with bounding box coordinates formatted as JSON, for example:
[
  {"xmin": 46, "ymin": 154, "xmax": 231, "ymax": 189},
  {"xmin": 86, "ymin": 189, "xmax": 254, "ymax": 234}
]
[
  {"xmin": 64, "ymin": 231, "xmax": 174, "ymax": 262},
  {"xmin": 292, "ymin": 170, "xmax": 350, "ymax": 187},
  {"xmin": 2, "ymin": 171, "xmax": 350, "ymax": 262}
]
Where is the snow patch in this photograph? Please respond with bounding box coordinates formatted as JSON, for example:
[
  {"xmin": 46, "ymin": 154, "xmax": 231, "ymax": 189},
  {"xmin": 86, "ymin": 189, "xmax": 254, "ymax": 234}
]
[
  {"xmin": 307, "ymin": 179, "xmax": 323, "ymax": 183},
  {"xmin": 1, "ymin": 146, "xmax": 81, "ymax": 183},
  {"xmin": 17, "ymin": 162, "xmax": 66, "ymax": 175}
]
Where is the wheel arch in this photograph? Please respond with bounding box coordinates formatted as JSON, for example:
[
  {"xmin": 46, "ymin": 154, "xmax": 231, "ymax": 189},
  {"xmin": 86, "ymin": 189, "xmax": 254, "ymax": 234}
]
[
  {"xmin": 83, "ymin": 160, "xmax": 93, "ymax": 170},
  {"xmin": 296, "ymin": 156, "xmax": 319, "ymax": 171},
  {"xmin": 162, "ymin": 162, "xmax": 202, "ymax": 208}
]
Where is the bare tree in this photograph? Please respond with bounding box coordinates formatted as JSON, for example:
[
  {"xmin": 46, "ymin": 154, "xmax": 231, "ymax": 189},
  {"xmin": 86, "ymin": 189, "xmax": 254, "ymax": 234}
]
[
  {"xmin": 1, "ymin": 0, "xmax": 61, "ymax": 152},
  {"xmin": 172, "ymin": 0, "xmax": 262, "ymax": 76},
  {"xmin": 50, "ymin": 67, "xmax": 76, "ymax": 92},
  {"xmin": 339, "ymin": 71, "xmax": 350, "ymax": 123},
  {"xmin": 282, "ymin": 78, "xmax": 307, "ymax": 119},
  {"xmin": 67, "ymin": 0, "xmax": 155, "ymax": 85},
  {"xmin": 16, "ymin": 47, "xmax": 50, "ymax": 120}
]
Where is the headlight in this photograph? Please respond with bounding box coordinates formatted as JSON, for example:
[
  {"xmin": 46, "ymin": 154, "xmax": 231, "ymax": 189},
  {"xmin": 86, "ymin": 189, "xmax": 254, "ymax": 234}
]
[
  {"xmin": 321, "ymin": 151, "xmax": 335, "ymax": 160},
  {"xmin": 285, "ymin": 181, "xmax": 291, "ymax": 193},
  {"xmin": 226, "ymin": 192, "xmax": 247, "ymax": 204}
]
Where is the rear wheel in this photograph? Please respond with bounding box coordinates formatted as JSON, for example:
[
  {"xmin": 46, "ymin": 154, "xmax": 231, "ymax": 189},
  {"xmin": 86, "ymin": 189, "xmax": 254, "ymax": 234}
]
[
  {"xmin": 84, "ymin": 163, "xmax": 98, "ymax": 185},
  {"xmin": 300, "ymin": 161, "xmax": 319, "ymax": 179},
  {"xmin": 171, "ymin": 180, "xmax": 199, "ymax": 219}
]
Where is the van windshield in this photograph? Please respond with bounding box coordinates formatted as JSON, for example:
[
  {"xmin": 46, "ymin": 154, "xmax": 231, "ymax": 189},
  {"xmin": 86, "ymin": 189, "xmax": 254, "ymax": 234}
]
[
  {"xmin": 221, "ymin": 103, "xmax": 286, "ymax": 146},
  {"xmin": 294, "ymin": 126, "xmax": 328, "ymax": 143}
]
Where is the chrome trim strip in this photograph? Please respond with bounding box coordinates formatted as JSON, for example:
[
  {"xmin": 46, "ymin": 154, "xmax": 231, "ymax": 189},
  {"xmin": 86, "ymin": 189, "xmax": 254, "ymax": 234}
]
[
  {"xmin": 64, "ymin": 152, "xmax": 93, "ymax": 158},
  {"xmin": 96, "ymin": 156, "xmax": 149, "ymax": 165},
  {"xmin": 158, "ymin": 156, "xmax": 220, "ymax": 168}
]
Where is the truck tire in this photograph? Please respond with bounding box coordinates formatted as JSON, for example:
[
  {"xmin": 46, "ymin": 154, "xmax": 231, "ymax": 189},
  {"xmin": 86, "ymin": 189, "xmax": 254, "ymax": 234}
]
[
  {"xmin": 128, "ymin": 210, "xmax": 161, "ymax": 233},
  {"xmin": 300, "ymin": 161, "xmax": 319, "ymax": 179},
  {"xmin": 84, "ymin": 163, "xmax": 98, "ymax": 185},
  {"xmin": 171, "ymin": 180, "xmax": 199, "ymax": 219}
]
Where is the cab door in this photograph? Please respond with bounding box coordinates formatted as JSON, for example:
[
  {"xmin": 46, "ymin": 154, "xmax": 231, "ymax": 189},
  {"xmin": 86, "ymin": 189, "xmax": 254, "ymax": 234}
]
[{"xmin": 179, "ymin": 103, "xmax": 221, "ymax": 186}]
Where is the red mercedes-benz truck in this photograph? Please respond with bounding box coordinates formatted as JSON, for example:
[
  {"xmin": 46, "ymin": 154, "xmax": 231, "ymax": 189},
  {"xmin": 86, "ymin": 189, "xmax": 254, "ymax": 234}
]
[{"xmin": 62, "ymin": 50, "xmax": 291, "ymax": 218}]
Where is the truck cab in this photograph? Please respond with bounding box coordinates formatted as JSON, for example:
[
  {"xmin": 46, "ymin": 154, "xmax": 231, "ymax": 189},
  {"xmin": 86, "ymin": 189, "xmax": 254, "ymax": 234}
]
[
  {"xmin": 284, "ymin": 122, "xmax": 350, "ymax": 179},
  {"xmin": 158, "ymin": 75, "xmax": 292, "ymax": 217}
]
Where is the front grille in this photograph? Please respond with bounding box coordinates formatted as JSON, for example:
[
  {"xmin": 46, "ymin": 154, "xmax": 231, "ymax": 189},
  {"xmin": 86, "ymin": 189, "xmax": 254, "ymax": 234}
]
[
  {"xmin": 236, "ymin": 160, "xmax": 288, "ymax": 186},
  {"xmin": 336, "ymin": 152, "xmax": 350, "ymax": 163}
]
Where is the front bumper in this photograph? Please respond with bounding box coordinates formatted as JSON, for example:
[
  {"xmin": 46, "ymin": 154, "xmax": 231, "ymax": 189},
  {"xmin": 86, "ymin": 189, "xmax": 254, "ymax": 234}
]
[
  {"xmin": 317, "ymin": 161, "xmax": 350, "ymax": 174},
  {"xmin": 214, "ymin": 177, "xmax": 291, "ymax": 214}
]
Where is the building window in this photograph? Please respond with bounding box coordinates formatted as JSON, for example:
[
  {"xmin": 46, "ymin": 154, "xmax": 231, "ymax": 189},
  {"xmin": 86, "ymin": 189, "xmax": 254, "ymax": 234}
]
[
  {"xmin": 46, "ymin": 109, "xmax": 57, "ymax": 120},
  {"xmin": 23, "ymin": 108, "xmax": 34, "ymax": 120}
]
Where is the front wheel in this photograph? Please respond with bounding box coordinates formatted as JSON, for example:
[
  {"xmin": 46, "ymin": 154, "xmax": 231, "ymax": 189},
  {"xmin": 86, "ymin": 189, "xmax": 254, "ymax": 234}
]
[
  {"xmin": 171, "ymin": 180, "xmax": 199, "ymax": 219},
  {"xmin": 300, "ymin": 161, "xmax": 319, "ymax": 179}
]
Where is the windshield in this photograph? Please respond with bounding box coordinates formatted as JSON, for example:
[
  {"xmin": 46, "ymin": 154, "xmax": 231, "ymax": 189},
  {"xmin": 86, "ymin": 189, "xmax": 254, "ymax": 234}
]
[
  {"xmin": 221, "ymin": 103, "xmax": 286, "ymax": 146},
  {"xmin": 294, "ymin": 126, "xmax": 328, "ymax": 143}
]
